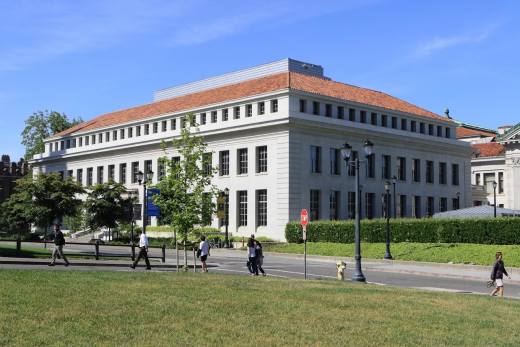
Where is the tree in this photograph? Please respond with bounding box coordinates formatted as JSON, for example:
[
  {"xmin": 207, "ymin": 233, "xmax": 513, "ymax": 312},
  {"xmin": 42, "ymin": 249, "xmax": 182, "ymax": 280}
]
[
  {"xmin": 0, "ymin": 173, "xmax": 84, "ymax": 236},
  {"xmin": 83, "ymin": 182, "xmax": 132, "ymax": 239},
  {"xmin": 21, "ymin": 110, "xmax": 82, "ymax": 160},
  {"xmin": 153, "ymin": 114, "xmax": 218, "ymax": 269}
]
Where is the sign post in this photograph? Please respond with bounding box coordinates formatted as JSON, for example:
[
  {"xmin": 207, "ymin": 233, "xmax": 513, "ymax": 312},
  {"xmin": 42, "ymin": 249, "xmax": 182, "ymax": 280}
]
[{"xmin": 300, "ymin": 209, "xmax": 309, "ymax": 279}]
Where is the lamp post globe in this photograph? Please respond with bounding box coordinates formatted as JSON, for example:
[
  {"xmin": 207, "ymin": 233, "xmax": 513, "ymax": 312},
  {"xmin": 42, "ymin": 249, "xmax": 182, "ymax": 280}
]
[{"xmin": 341, "ymin": 143, "xmax": 352, "ymax": 162}]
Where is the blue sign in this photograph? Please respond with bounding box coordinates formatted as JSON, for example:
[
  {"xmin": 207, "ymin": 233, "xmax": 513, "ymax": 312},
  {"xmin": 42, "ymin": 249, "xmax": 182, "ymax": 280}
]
[{"xmin": 147, "ymin": 188, "xmax": 161, "ymax": 217}]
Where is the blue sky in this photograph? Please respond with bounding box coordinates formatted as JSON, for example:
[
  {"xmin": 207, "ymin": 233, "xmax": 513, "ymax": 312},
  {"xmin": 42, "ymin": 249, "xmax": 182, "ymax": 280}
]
[{"xmin": 1, "ymin": 0, "xmax": 519, "ymax": 160}]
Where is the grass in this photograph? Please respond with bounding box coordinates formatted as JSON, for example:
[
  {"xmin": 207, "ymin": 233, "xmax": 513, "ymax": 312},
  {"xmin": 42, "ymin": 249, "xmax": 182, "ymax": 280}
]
[
  {"xmin": 1, "ymin": 270, "xmax": 520, "ymax": 346},
  {"xmin": 263, "ymin": 242, "xmax": 520, "ymax": 267}
]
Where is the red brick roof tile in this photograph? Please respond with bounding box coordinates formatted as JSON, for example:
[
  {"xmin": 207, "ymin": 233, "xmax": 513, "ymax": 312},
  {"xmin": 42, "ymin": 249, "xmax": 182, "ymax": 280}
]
[
  {"xmin": 457, "ymin": 127, "xmax": 496, "ymax": 139},
  {"xmin": 472, "ymin": 142, "xmax": 505, "ymax": 158}
]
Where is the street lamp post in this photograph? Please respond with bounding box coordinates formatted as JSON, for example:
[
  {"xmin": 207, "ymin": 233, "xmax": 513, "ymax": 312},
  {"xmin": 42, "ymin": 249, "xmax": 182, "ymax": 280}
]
[
  {"xmin": 391, "ymin": 175, "xmax": 397, "ymax": 219},
  {"xmin": 137, "ymin": 170, "xmax": 154, "ymax": 234},
  {"xmin": 341, "ymin": 139, "xmax": 374, "ymax": 283},
  {"xmin": 224, "ymin": 188, "xmax": 230, "ymax": 248},
  {"xmin": 384, "ymin": 181, "xmax": 393, "ymax": 259},
  {"xmin": 492, "ymin": 181, "xmax": 497, "ymax": 218}
]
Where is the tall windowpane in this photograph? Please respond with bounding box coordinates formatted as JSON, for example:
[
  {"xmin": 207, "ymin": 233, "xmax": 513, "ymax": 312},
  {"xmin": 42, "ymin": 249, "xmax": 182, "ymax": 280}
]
[
  {"xmin": 413, "ymin": 159, "xmax": 421, "ymax": 182},
  {"xmin": 119, "ymin": 163, "xmax": 127, "ymax": 184},
  {"xmin": 329, "ymin": 191, "xmax": 340, "ymax": 220},
  {"xmin": 329, "ymin": 148, "xmax": 340, "ymax": 175},
  {"xmin": 256, "ymin": 189, "xmax": 267, "ymax": 226},
  {"xmin": 238, "ymin": 191, "xmax": 248, "ymax": 226},
  {"xmin": 310, "ymin": 146, "xmax": 322, "ymax": 173},
  {"xmin": 310, "ymin": 190, "xmax": 320, "ymax": 221},
  {"xmin": 348, "ymin": 191, "xmax": 356, "ymax": 219},
  {"xmin": 256, "ymin": 146, "xmax": 267, "ymax": 173},
  {"xmin": 398, "ymin": 157, "xmax": 406, "ymax": 181},
  {"xmin": 219, "ymin": 151, "xmax": 229, "ymax": 176},
  {"xmin": 365, "ymin": 193, "xmax": 375, "ymax": 219},
  {"xmin": 238, "ymin": 148, "xmax": 248, "ymax": 175},
  {"xmin": 131, "ymin": 162, "xmax": 139, "ymax": 183}
]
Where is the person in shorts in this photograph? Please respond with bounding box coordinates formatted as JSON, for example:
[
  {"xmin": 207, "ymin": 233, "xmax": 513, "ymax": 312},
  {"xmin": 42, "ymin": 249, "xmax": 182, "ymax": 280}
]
[
  {"xmin": 490, "ymin": 251, "xmax": 511, "ymax": 297},
  {"xmin": 199, "ymin": 236, "xmax": 210, "ymax": 272}
]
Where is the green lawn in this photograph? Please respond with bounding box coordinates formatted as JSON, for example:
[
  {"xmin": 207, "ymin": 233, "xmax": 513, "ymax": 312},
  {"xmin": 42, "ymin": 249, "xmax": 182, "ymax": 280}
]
[
  {"xmin": 263, "ymin": 242, "xmax": 520, "ymax": 267},
  {"xmin": 1, "ymin": 270, "xmax": 520, "ymax": 346}
]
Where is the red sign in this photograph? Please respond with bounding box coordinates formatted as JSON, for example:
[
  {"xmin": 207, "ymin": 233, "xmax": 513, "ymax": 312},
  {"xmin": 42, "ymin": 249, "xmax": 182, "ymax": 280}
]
[{"xmin": 300, "ymin": 209, "xmax": 309, "ymax": 226}]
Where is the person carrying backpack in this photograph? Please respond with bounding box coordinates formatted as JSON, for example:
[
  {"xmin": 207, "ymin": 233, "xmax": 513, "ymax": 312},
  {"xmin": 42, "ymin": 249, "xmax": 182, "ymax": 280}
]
[
  {"xmin": 255, "ymin": 240, "xmax": 266, "ymax": 276},
  {"xmin": 48, "ymin": 224, "xmax": 70, "ymax": 267}
]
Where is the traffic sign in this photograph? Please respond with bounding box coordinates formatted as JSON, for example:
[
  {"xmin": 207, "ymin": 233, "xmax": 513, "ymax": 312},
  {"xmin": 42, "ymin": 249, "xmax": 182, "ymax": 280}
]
[{"xmin": 300, "ymin": 209, "xmax": 308, "ymax": 226}]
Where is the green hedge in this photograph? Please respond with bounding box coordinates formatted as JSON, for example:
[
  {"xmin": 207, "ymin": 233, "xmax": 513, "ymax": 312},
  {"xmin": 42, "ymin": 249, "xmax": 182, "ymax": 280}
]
[{"xmin": 285, "ymin": 218, "xmax": 520, "ymax": 245}]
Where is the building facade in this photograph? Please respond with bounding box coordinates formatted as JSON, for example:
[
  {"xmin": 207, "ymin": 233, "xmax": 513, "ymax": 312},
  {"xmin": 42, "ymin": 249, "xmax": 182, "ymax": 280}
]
[{"xmin": 30, "ymin": 59, "xmax": 472, "ymax": 240}]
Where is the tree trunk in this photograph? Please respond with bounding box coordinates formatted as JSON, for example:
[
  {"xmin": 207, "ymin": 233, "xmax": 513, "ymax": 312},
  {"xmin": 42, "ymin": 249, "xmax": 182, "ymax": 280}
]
[{"xmin": 183, "ymin": 238, "xmax": 188, "ymax": 271}]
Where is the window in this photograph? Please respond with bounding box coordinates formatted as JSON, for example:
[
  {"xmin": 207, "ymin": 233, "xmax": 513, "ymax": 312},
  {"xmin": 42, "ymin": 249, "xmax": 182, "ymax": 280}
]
[
  {"xmin": 312, "ymin": 101, "xmax": 320, "ymax": 115},
  {"xmin": 381, "ymin": 114, "xmax": 388, "ymax": 127},
  {"xmin": 144, "ymin": 160, "xmax": 153, "ymax": 179},
  {"xmin": 87, "ymin": 168, "xmax": 93, "ymax": 186},
  {"xmin": 445, "ymin": 127, "xmax": 451, "ymax": 138},
  {"xmin": 439, "ymin": 197, "xmax": 448, "ymax": 212},
  {"xmin": 413, "ymin": 196, "xmax": 421, "ymax": 218},
  {"xmin": 153, "ymin": 122, "xmax": 158, "ymax": 133},
  {"xmin": 330, "ymin": 148, "xmax": 340, "ymax": 175},
  {"xmin": 128, "ymin": 127, "xmax": 133, "ymax": 138},
  {"xmin": 238, "ymin": 148, "xmax": 248, "ymax": 175},
  {"xmin": 360, "ymin": 111, "xmax": 367, "ymax": 123},
  {"xmin": 97, "ymin": 166, "xmax": 104, "ymax": 184},
  {"xmin": 411, "ymin": 120, "xmax": 417, "ymax": 132},
  {"xmin": 222, "ymin": 108, "xmax": 229, "ymax": 121},
  {"xmin": 162, "ymin": 120, "xmax": 167, "ymax": 132},
  {"xmin": 439, "ymin": 162, "xmax": 447, "ymax": 184},
  {"xmin": 397, "ymin": 157, "xmax": 406, "ymax": 181},
  {"xmin": 108, "ymin": 165, "xmax": 115, "ymax": 182},
  {"xmin": 180, "ymin": 117, "xmax": 186, "ymax": 129},
  {"xmin": 401, "ymin": 119, "xmax": 407, "ymax": 131},
  {"xmin": 170, "ymin": 119, "xmax": 176, "ymax": 130},
  {"xmin": 85, "ymin": 136, "xmax": 89, "ymax": 146},
  {"xmin": 428, "ymin": 124, "xmax": 434, "ymax": 135},
  {"xmin": 119, "ymin": 163, "xmax": 127, "ymax": 184},
  {"xmin": 144, "ymin": 124, "xmax": 150, "ymax": 135},
  {"xmin": 329, "ymin": 191, "xmax": 340, "ymax": 220},
  {"xmin": 106, "ymin": 132, "xmax": 110, "ymax": 142},
  {"xmin": 136, "ymin": 125, "xmax": 141, "ymax": 136},
  {"xmin": 349, "ymin": 108, "xmax": 356, "ymax": 121},
  {"xmin": 371, "ymin": 112, "xmax": 377, "ymax": 125},
  {"xmin": 499, "ymin": 172, "xmax": 504, "ymax": 193},
  {"xmin": 413, "ymin": 159, "xmax": 421, "ymax": 182},
  {"xmin": 382, "ymin": 155, "xmax": 391, "ymax": 179},
  {"xmin": 366, "ymin": 154, "xmax": 375, "ymax": 178},
  {"xmin": 452, "ymin": 197, "xmax": 460, "ymax": 210},
  {"xmin": 202, "ymin": 153, "xmax": 212, "ymax": 175},
  {"xmin": 238, "ymin": 191, "xmax": 248, "ymax": 226},
  {"xmin": 348, "ymin": 151, "xmax": 358, "ymax": 176},
  {"xmin": 299, "ymin": 99, "xmax": 307, "ymax": 113},
  {"xmin": 365, "ymin": 192, "xmax": 375, "ymax": 219},
  {"xmin": 211, "ymin": 111, "xmax": 217, "ymax": 123},
  {"xmin": 120, "ymin": 129, "xmax": 125, "ymax": 140},
  {"xmin": 98, "ymin": 133, "xmax": 103, "ymax": 143},
  {"xmin": 426, "ymin": 161, "xmax": 434, "ymax": 183},
  {"xmin": 325, "ymin": 104, "xmax": 332, "ymax": 117},
  {"xmin": 219, "ymin": 151, "xmax": 229, "ymax": 176},
  {"xmin": 420, "ymin": 122, "xmax": 425, "ymax": 134},
  {"xmin": 337, "ymin": 106, "xmax": 344, "ymax": 119},
  {"xmin": 67, "ymin": 170, "xmax": 73, "ymax": 178},
  {"xmin": 78, "ymin": 137, "xmax": 83, "ymax": 147},
  {"xmin": 310, "ymin": 190, "xmax": 320, "ymax": 220},
  {"xmin": 258, "ymin": 102, "xmax": 265, "ymax": 115},
  {"xmin": 391, "ymin": 116, "xmax": 397, "ymax": 129},
  {"xmin": 172, "ymin": 156, "xmax": 180, "ymax": 179},
  {"xmin": 201, "ymin": 193, "xmax": 212, "ymax": 226},
  {"xmin": 131, "ymin": 162, "xmax": 139, "ymax": 183},
  {"xmin": 271, "ymin": 99, "xmax": 278, "ymax": 113},
  {"xmin": 256, "ymin": 146, "xmax": 268, "ymax": 173},
  {"xmin": 246, "ymin": 104, "xmax": 252, "ymax": 117},
  {"xmin": 91, "ymin": 135, "xmax": 96, "ymax": 145},
  {"xmin": 437, "ymin": 125, "xmax": 443, "ymax": 137},
  {"xmin": 427, "ymin": 197, "xmax": 434, "ymax": 216},
  {"xmin": 475, "ymin": 173, "xmax": 481, "ymax": 186},
  {"xmin": 158, "ymin": 160, "xmax": 166, "ymax": 181},
  {"xmin": 256, "ymin": 190, "xmax": 267, "ymax": 226},
  {"xmin": 75, "ymin": 169, "xmax": 83, "ymax": 184},
  {"xmin": 218, "ymin": 192, "xmax": 229, "ymax": 227},
  {"xmin": 234, "ymin": 106, "xmax": 240, "ymax": 119},
  {"xmin": 452, "ymin": 164, "xmax": 459, "ymax": 185},
  {"xmin": 348, "ymin": 192, "xmax": 356, "ymax": 219},
  {"xmin": 399, "ymin": 195, "xmax": 407, "ymax": 217},
  {"xmin": 310, "ymin": 146, "xmax": 322, "ymax": 173},
  {"xmin": 483, "ymin": 173, "xmax": 495, "ymax": 192}
]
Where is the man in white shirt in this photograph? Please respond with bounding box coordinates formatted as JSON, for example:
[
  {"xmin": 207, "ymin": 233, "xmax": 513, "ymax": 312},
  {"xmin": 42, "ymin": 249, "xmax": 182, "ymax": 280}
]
[
  {"xmin": 131, "ymin": 231, "xmax": 151, "ymax": 270},
  {"xmin": 199, "ymin": 235, "xmax": 210, "ymax": 272}
]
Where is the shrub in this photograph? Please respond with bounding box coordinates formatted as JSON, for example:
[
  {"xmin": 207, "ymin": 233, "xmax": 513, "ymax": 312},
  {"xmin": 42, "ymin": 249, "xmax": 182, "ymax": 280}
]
[{"xmin": 285, "ymin": 218, "xmax": 520, "ymax": 245}]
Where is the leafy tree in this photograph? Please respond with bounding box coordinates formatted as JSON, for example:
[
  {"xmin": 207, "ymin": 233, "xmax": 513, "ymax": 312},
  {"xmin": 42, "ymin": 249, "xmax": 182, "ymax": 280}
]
[
  {"xmin": 153, "ymin": 114, "xmax": 218, "ymax": 269},
  {"xmin": 83, "ymin": 182, "xmax": 133, "ymax": 239},
  {"xmin": 21, "ymin": 110, "xmax": 82, "ymax": 160}
]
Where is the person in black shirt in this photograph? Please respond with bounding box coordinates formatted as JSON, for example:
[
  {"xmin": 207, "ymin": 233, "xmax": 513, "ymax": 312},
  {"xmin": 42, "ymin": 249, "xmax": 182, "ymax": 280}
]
[
  {"xmin": 48, "ymin": 224, "xmax": 70, "ymax": 267},
  {"xmin": 490, "ymin": 251, "xmax": 511, "ymax": 297}
]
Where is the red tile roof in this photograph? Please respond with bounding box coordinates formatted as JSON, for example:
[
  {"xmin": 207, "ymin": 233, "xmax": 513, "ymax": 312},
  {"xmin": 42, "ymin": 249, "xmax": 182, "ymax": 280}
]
[
  {"xmin": 472, "ymin": 142, "xmax": 505, "ymax": 158},
  {"xmin": 457, "ymin": 126, "xmax": 496, "ymax": 139},
  {"xmin": 52, "ymin": 72, "xmax": 449, "ymax": 138}
]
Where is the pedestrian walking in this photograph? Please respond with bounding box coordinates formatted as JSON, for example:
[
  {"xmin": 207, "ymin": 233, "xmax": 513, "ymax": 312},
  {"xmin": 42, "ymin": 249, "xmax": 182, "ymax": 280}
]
[
  {"xmin": 490, "ymin": 251, "xmax": 511, "ymax": 297},
  {"xmin": 131, "ymin": 231, "xmax": 151, "ymax": 270},
  {"xmin": 247, "ymin": 236, "xmax": 258, "ymax": 276},
  {"xmin": 48, "ymin": 224, "xmax": 70, "ymax": 267},
  {"xmin": 199, "ymin": 235, "xmax": 210, "ymax": 272},
  {"xmin": 255, "ymin": 240, "xmax": 266, "ymax": 276}
]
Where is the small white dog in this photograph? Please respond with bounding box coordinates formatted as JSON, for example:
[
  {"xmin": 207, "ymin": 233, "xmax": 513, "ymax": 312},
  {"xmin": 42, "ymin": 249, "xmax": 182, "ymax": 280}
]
[{"xmin": 336, "ymin": 261, "xmax": 347, "ymax": 280}]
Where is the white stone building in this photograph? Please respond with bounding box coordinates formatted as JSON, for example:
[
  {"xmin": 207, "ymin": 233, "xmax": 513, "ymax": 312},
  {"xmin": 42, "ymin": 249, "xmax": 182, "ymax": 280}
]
[
  {"xmin": 30, "ymin": 59, "xmax": 472, "ymax": 240},
  {"xmin": 457, "ymin": 122, "xmax": 520, "ymax": 209}
]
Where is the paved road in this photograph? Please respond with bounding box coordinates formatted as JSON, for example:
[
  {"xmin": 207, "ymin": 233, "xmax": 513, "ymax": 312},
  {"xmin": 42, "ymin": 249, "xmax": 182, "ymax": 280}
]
[{"xmin": 2, "ymin": 241, "xmax": 520, "ymax": 299}]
